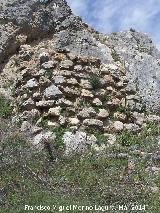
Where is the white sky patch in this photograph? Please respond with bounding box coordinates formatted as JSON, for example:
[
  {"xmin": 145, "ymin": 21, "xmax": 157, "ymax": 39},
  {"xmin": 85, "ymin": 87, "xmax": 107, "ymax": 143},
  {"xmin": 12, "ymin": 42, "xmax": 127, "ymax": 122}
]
[{"xmin": 67, "ymin": 0, "xmax": 160, "ymax": 47}]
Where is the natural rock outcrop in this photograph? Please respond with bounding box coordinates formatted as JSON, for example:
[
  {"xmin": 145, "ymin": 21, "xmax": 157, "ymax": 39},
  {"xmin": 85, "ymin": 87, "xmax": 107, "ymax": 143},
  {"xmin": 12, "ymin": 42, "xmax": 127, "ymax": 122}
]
[
  {"xmin": 106, "ymin": 31, "xmax": 160, "ymax": 112},
  {"xmin": 1, "ymin": 0, "xmax": 160, "ymax": 111},
  {"xmin": 0, "ymin": 0, "xmax": 160, "ymax": 155},
  {"xmin": 0, "ymin": 0, "xmax": 71, "ymax": 63}
]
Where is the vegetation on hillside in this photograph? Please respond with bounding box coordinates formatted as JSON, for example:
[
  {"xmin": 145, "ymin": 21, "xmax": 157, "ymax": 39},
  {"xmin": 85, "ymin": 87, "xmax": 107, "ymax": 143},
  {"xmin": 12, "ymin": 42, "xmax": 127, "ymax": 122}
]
[{"xmin": 0, "ymin": 96, "xmax": 160, "ymax": 213}]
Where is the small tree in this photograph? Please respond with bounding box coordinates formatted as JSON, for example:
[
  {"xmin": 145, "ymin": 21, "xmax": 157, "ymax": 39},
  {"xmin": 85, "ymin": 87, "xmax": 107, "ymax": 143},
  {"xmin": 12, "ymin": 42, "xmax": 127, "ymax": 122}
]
[{"xmin": 89, "ymin": 74, "xmax": 101, "ymax": 90}]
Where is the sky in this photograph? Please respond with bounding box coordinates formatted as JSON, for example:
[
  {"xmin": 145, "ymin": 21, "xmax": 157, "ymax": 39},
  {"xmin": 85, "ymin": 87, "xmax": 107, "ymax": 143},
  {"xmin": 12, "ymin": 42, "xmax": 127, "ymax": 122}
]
[{"xmin": 67, "ymin": 0, "xmax": 160, "ymax": 48}]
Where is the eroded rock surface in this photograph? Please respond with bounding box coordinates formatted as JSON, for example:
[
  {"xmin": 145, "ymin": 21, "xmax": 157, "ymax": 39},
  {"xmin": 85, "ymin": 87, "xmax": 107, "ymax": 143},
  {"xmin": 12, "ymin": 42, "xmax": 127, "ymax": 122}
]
[
  {"xmin": 0, "ymin": 0, "xmax": 160, "ymax": 112},
  {"xmin": 0, "ymin": 0, "xmax": 160, "ymax": 156}
]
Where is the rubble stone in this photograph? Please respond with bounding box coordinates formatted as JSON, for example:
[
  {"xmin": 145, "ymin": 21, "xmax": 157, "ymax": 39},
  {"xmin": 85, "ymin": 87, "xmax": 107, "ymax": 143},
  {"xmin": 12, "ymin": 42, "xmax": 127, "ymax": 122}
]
[
  {"xmin": 93, "ymin": 98, "xmax": 102, "ymax": 106},
  {"xmin": 113, "ymin": 121, "xmax": 124, "ymax": 132},
  {"xmin": 98, "ymin": 109, "xmax": 109, "ymax": 118},
  {"xmin": 48, "ymin": 107, "xmax": 61, "ymax": 116},
  {"xmin": 44, "ymin": 85, "xmax": 62, "ymax": 99},
  {"xmin": 83, "ymin": 119, "xmax": 103, "ymax": 127},
  {"xmin": 68, "ymin": 117, "xmax": 80, "ymax": 125},
  {"xmin": 59, "ymin": 60, "xmax": 73, "ymax": 69},
  {"xmin": 81, "ymin": 89, "xmax": 93, "ymax": 98},
  {"xmin": 41, "ymin": 60, "xmax": 56, "ymax": 69},
  {"xmin": 26, "ymin": 78, "xmax": 38, "ymax": 89}
]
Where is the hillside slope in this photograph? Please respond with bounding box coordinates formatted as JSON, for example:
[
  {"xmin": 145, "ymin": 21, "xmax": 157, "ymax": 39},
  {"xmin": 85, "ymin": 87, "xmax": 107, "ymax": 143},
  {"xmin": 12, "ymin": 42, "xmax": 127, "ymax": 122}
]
[
  {"xmin": 0, "ymin": 0, "xmax": 160, "ymax": 111},
  {"xmin": 0, "ymin": 0, "xmax": 160, "ymax": 212}
]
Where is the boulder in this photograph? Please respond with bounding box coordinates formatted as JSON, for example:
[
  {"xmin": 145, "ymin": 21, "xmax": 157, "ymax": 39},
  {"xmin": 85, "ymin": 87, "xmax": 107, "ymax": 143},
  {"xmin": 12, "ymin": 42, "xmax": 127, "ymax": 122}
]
[
  {"xmin": 98, "ymin": 109, "xmax": 109, "ymax": 119},
  {"xmin": 63, "ymin": 131, "xmax": 96, "ymax": 155},
  {"xmin": 124, "ymin": 123, "xmax": 140, "ymax": 133},
  {"xmin": 56, "ymin": 98, "xmax": 73, "ymax": 107},
  {"xmin": 54, "ymin": 76, "xmax": 66, "ymax": 85},
  {"xmin": 48, "ymin": 121, "xmax": 59, "ymax": 128},
  {"xmin": 78, "ymin": 107, "xmax": 96, "ymax": 118},
  {"xmin": 74, "ymin": 65, "xmax": 83, "ymax": 72},
  {"xmin": 93, "ymin": 98, "xmax": 102, "ymax": 106},
  {"xmin": 66, "ymin": 78, "xmax": 78, "ymax": 86},
  {"xmin": 68, "ymin": 117, "xmax": 80, "ymax": 125},
  {"xmin": 114, "ymin": 112, "xmax": 126, "ymax": 122},
  {"xmin": 104, "ymin": 133, "xmax": 117, "ymax": 145},
  {"xmin": 44, "ymin": 85, "xmax": 62, "ymax": 99},
  {"xmin": 81, "ymin": 89, "xmax": 93, "ymax": 98},
  {"xmin": 133, "ymin": 112, "xmax": 145, "ymax": 126},
  {"xmin": 59, "ymin": 116, "xmax": 66, "ymax": 125},
  {"xmin": 21, "ymin": 121, "xmax": 32, "ymax": 133},
  {"xmin": 36, "ymin": 100, "xmax": 55, "ymax": 108},
  {"xmin": 32, "ymin": 131, "xmax": 56, "ymax": 147},
  {"xmin": 26, "ymin": 78, "xmax": 38, "ymax": 89},
  {"xmin": 80, "ymin": 79, "xmax": 92, "ymax": 89},
  {"xmin": 59, "ymin": 60, "xmax": 74, "ymax": 70},
  {"xmin": 146, "ymin": 115, "xmax": 160, "ymax": 123},
  {"xmin": 104, "ymin": 75, "xmax": 115, "ymax": 85},
  {"xmin": 63, "ymin": 87, "xmax": 80, "ymax": 97},
  {"xmin": 48, "ymin": 107, "xmax": 61, "ymax": 117},
  {"xmin": 83, "ymin": 119, "xmax": 103, "ymax": 127},
  {"xmin": 113, "ymin": 121, "xmax": 124, "ymax": 132},
  {"xmin": 41, "ymin": 61, "xmax": 57, "ymax": 69},
  {"xmin": 39, "ymin": 76, "xmax": 51, "ymax": 86},
  {"xmin": 33, "ymin": 92, "xmax": 42, "ymax": 101}
]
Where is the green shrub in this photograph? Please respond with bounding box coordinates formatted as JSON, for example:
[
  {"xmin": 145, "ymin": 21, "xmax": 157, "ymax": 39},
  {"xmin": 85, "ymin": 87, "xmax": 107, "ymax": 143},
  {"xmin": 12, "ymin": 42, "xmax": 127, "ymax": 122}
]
[
  {"xmin": 118, "ymin": 122, "xmax": 160, "ymax": 148},
  {"xmin": 111, "ymin": 32, "xmax": 117, "ymax": 36},
  {"xmin": 80, "ymin": 100, "xmax": 92, "ymax": 108},
  {"xmin": 93, "ymin": 106, "xmax": 100, "ymax": 113},
  {"xmin": 45, "ymin": 69, "xmax": 53, "ymax": 79},
  {"xmin": 95, "ymin": 132, "xmax": 108, "ymax": 145},
  {"xmin": 100, "ymin": 94, "xmax": 109, "ymax": 105},
  {"xmin": 145, "ymin": 122, "xmax": 160, "ymax": 136},
  {"xmin": 140, "ymin": 104, "xmax": 147, "ymax": 114},
  {"xmin": 53, "ymin": 126, "xmax": 68, "ymax": 149},
  {"xmin": 38, "ymin": 117, "xmax": 48, "ymax": 129},
  {"xmin": 0, "ymin": 96, "xmax": 13, "ymax": 118},
  {"xmin": 1, "ymin": 126, "xmax": 159, "ymax": 213},
  {"xmin": 118, "ymin": 131, "xmax": 137, "ymax": 147},
  {"xmin": 130, "ymin": 28, "xmax": 136, "ymax": 32},
  {"xmin": 60, "ymin": 107, "xmax": 66, "ymax": 116},
  {"xmin": 116, "ymin": 105, "xmax": 133, "ymax": 120},
  {"xmin": 86, "ymin": 130, "xmax": 108, "ymax": 145},
  {"xmin": 89, "ymin": 74, "xmax": 101, "ymax": 90},
  {"xmin": 111, "ymin": 50, "xmax": 121, "ymax": 62}
]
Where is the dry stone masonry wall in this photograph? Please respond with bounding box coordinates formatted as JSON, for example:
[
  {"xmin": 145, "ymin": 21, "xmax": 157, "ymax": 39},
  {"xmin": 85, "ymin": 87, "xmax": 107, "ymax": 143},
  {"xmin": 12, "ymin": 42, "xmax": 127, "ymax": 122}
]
[
  {"xmin": 0, "ymin": 0, "xmax": 160, "ymax": 154},
  {"xmin": 11, "ymin": 45, "xmax": 154, "ymax": 135}
]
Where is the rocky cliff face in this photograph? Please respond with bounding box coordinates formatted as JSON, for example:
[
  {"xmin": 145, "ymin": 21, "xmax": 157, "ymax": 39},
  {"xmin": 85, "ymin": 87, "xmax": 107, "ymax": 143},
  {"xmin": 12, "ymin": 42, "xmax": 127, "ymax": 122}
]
[
  {"xmin": 0, "ymin": 0, "xmax": 159, "ymax": 113},
  {"xmin": 1, "ymin": 1, "xmax": 160, "ymax": 209},
  {"xmin": 106, "ymin": 31, "xmax": 160, "ymax": 112},
  {"xmin": 0, "ymin": 0, "xmax": 160, "ymax": 154},
  {"xmin": 0, "ymin": 0, "xmax": 71, "ymax": 63}
]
